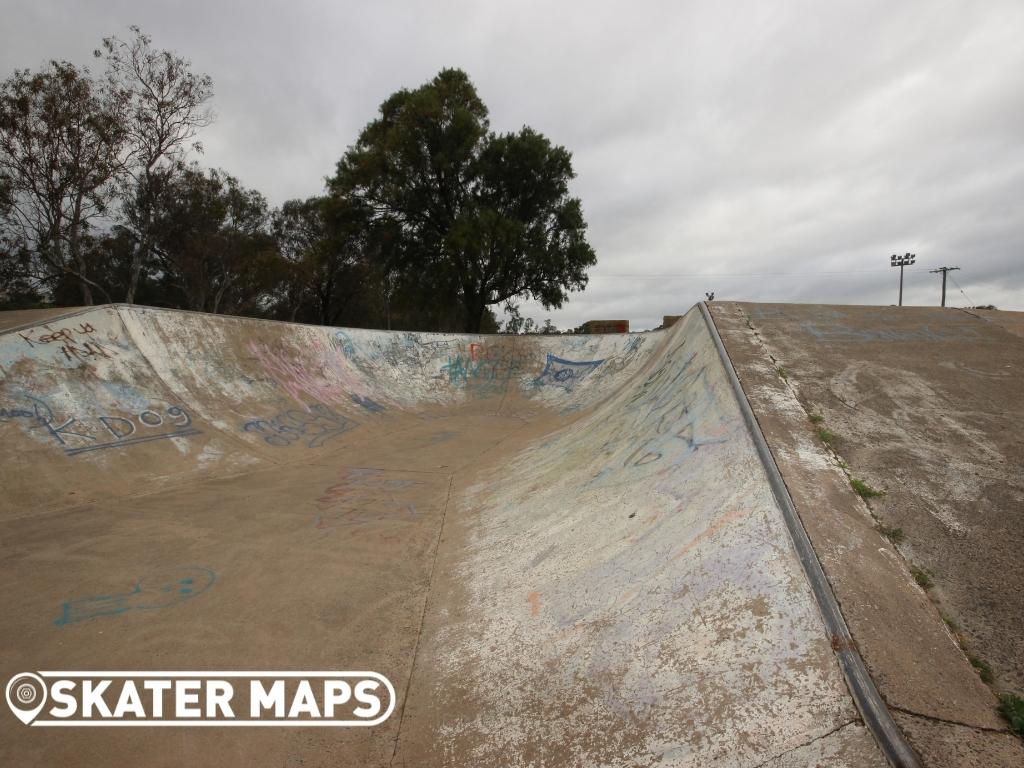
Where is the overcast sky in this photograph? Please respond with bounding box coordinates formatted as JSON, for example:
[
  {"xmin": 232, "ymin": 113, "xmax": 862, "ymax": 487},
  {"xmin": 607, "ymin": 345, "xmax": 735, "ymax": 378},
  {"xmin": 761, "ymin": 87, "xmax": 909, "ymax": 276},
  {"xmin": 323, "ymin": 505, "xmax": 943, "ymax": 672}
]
[{"xmin": 3, "ymin": 0, "xmax": 1021, "ymax": 328}]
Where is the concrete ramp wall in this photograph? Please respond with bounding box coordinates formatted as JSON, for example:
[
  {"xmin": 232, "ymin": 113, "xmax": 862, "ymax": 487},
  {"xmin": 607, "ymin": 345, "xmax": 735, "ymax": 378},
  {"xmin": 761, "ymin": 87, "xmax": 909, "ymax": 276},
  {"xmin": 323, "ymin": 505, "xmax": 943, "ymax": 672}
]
[
  {"xmin": 395, "ymin": 308, "xmax": 877, "ymax": 764},
  {"xmin": 0, "ymin": 305, "xmax": 659, "ymax": 516}
]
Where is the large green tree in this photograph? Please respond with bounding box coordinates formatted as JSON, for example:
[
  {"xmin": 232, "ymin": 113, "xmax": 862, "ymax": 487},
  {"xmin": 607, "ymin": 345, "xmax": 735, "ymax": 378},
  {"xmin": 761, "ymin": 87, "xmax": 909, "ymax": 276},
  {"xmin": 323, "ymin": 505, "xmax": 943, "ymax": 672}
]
[
  {"xmin": 147, "ymin": 163, "xmax": 278, "ymax": 314},
  {"xmin": 97, "ymin": 25, "xmax": 215, "ymax": 304},
  {"xmin": 0, "ymin": 61, "xmax": 123, "ymax": 304},
  {"xmin": 271, "ymin": 196, "xmax": 375, "ymax": 325},
  {"xmin": 328, "ymin": 69, "xmax": 596, "ymax": 333}
]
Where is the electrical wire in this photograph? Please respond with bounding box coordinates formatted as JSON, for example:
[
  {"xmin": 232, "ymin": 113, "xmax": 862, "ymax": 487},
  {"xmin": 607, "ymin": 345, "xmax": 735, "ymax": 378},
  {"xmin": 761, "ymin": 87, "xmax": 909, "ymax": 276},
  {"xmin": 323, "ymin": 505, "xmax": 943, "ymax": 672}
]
[
  {"xmin": 948, "ymin": 274, "xmax": 976, "ymax": 308},
  {"xmin": 590, "ymin": 270, "xmax": 892, "ymax": 279}
]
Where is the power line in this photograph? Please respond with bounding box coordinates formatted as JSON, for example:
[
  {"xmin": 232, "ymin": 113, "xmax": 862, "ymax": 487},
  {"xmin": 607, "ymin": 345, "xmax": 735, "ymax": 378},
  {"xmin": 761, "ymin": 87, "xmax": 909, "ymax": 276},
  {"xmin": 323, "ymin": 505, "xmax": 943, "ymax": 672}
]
[
  {"xmin": 949, "ymin": 274, "xmax": 976, "ymax": 308},
  {"xmin": 590, "ymin": 270, "xmax": 893, "ymax": 278}
]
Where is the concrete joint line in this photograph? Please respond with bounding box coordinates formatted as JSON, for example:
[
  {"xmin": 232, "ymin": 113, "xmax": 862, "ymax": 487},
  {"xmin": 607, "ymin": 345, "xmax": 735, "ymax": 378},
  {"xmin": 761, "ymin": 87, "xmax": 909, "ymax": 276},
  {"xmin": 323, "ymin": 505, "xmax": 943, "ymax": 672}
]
[
  {"xmin": 389, "ymin": 472, "xmax": 456, "ymax": 766},
  {"xmin": 698, "ymin": 302, "xmax": 921, "ymax": 768}
]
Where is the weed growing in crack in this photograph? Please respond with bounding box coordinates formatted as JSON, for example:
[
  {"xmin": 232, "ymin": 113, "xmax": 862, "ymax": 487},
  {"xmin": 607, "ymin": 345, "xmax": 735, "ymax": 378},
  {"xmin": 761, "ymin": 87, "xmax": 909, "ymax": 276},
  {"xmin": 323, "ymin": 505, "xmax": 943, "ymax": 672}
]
[
  {"xmin": 878, "ymin": 525, "xmax": 905, "ymax": 546},
  {"xmin": 999, "ymin": 694, "xmax": 1024, "ymax": 738},
  {"xmin": 817, "ymin": 427, "xmax": 837, "ymax": 446},
  {"xmin": 850, "ymin": 478, "xmax": 883, "ymax": 498},
  {"xmin": 808, "ymin": 413, "xmax": 824, "ymax": 424},
  {"xmin": 909, "ymin": 564, "xmax": 933, "ymax": 591},
  {"xmin": 968, "ymin": 654, "xmax": 995, "ymax": 684}
]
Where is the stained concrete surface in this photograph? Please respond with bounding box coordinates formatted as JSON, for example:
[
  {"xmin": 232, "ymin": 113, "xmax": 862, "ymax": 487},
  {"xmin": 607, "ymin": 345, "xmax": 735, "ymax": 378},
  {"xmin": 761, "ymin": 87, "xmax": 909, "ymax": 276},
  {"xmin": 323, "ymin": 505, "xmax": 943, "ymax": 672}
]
[
  {"xmin": 710, "ymin": 301, "xmax": 1024, "ymax": 766},
  {"xmin": 0, "ymin": 304, "xmax": 889, "ymax": 766}
]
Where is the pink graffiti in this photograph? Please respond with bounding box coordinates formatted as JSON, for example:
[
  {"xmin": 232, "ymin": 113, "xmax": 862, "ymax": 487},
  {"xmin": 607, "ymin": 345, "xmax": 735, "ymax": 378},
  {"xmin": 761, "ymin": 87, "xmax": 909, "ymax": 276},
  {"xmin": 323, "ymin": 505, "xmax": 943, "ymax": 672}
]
[
  {"xmin": 247, "ymin": 339, "xmax": 379, "ymax": 408},
  {"xmin": 312, "ymin": 339, "xmax": 375, "ymax": 400},
  {"xmin": 248, "ymin": 341, "xmax": 348, "ymax": 407}
]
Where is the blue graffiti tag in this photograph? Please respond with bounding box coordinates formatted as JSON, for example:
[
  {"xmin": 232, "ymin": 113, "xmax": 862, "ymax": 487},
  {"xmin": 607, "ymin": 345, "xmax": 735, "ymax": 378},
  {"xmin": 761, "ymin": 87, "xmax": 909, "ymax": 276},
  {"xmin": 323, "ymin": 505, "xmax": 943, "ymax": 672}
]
[
  {"xmin": 0, "ymin": 394, "xmax": 55, "ymax": 425},
  {"xmin": 0, "ymin": 394, "xmax": 200, "ymax": 455},
  {"xmin": 242, "ymin": 404, "xmax": 358, "ymax": 447},
  {"xmin": 351, "ymin": 394, "xmax": 385, "ymax": 413},
  {"xmin": 440, "ymin": 354, "xmax": 473, "ymax": 385},
  {"xmin": 332, "ymin": 331, "xmax": 357, "ymax": 357},
  {"xmin": 54, "ymin": 567, "xmax": 216, "ymax": 627},
  {"xmin": 534, "ymin": 355, "xmax": 605, "ymax": 392},
  {"xmin": 439, "ymin": 343, "xmax": 527, "ymax": 392}
]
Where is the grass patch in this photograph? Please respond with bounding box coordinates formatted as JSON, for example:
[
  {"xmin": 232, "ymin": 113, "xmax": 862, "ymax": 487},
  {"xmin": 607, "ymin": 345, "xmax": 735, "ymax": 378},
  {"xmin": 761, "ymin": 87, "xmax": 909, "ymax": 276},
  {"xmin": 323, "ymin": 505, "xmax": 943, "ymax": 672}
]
[
  {"xmin": 1000, "ymin": 694, "xmax": 1024, "ymax": 738},
  {"xmin": 808, "ymin": 413, "xmax": 824, "ymax": 424},
  {"xmin": 850, "ymin": 478, "xmax": 883, "ymax": 498},
  {"xmin": 968, "ymin": 654, "xmax": 995, "ymax": 685},
  {"xmin": 816, "ymin": 427, "xmax": 837, "ymax": 446},
  {"xmin": 909, "ymin": 565, "xmax": 933, "ymax": 590},
  {"xmin": 941, "ymin": 613, "xmax": 959, "ymax": 631},
  {"xmin": 878, "ymin": 525, "xmax": 905, "ymax": 545},
  {"xmin": 775, "ymin": 365, "xmax": 788, "ymax": 380}
]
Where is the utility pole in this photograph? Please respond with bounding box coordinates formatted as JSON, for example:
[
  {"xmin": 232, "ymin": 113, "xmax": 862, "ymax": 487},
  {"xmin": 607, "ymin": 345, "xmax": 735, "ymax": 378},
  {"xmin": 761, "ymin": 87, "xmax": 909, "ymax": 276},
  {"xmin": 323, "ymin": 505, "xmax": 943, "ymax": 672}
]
[
  {"xmin": 929, "ymin": 266, "xmax": 960, "ymax": 307},
  {"xmin": 890, "ymin": 253, "xmax": 915, "ymax": 306}
]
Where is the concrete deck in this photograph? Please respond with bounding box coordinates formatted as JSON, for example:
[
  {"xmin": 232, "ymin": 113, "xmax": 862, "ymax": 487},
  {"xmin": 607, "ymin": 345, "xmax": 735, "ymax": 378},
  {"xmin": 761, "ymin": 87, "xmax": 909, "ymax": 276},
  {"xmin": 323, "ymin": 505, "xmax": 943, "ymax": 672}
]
[
  {"xmin": 0, "ymin": 303, "xmax": 894, "ymax": 766},
  {"xmin": 710, "ymin": 302, "xmax": 1024, "ymax": 767}
]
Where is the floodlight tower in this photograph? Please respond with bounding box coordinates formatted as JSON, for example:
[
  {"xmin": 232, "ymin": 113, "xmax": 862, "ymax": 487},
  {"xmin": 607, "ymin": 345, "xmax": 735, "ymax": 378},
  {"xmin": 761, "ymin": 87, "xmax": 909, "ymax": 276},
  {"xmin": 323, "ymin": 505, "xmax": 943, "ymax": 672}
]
[
  {"xmin": 891, "ymin": 253, "xmax": 915, "ymax": 306},
  {"xmin": 930, "ymin": 266, "xmax": 960, "ymax": 307}
]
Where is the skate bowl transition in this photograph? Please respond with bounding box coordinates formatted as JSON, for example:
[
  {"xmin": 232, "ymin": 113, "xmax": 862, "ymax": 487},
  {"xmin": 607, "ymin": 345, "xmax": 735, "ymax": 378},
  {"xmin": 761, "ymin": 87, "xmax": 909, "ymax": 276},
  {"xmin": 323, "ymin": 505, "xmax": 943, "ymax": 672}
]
[{"xmin": 0, "ymin": 302, "xmax": 1001, "ymax": 766}]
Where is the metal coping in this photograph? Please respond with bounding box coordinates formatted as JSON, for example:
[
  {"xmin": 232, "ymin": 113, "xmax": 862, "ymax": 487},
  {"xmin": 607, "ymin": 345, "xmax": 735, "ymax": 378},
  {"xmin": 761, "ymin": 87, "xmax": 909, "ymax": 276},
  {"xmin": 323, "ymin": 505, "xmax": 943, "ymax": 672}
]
[{"xmin": 698, "ymin": 301, "xmax": 920, "ymax": 768}]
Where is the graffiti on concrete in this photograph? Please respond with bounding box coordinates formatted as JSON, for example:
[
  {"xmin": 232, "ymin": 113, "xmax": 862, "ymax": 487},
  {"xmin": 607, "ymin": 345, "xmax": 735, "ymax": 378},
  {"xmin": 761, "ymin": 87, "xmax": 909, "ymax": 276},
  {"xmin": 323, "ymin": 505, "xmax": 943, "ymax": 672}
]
[
  {"xmin": 582, "ymin": 337, "xmax": 736, "ymax": 488},
  {"xmin": 414, "ymin": 338, "xmax": 459, "ymax": 352},
  {"xmin": 351, "ymin": 394, "xmax": 385, "ymax": 413},
  {"xmin": 601, "ymin": 336, "xmax": 647, "ymax": 375},
  {"xmin": 314, "ymin": 466, "xmax": 428, "ymax": 530},
  {"xmin": 17, "ymin": 322, "xmax": 120, "ymax": 363},
  {"xmin": 242, "ymin": 404, "xmax": 357, "ymax": 448},
  {"xmin": 332, "ymin": 330, "xmax": 358, "ymax": 357},
  {"xmin": 248, "ymin": 337, "xmax": 381, "ymax": 408},
  {"xmin": 439, "ymin": 341, "xmax": 527, "ymax": 392},
  {"xmin": 0, "ymin": 394, "xmax": 199, "ymax": 455},
  {"xmin": 54, "ymin": 567, "xmax": 216, "ymax": 626},
  {"xmin": 533, "ymin": 355, "xmax": 605, "ymax": 392},
  {"xmin": 248, "ymin": 341, "xmax": 349, "ymax": 406}
]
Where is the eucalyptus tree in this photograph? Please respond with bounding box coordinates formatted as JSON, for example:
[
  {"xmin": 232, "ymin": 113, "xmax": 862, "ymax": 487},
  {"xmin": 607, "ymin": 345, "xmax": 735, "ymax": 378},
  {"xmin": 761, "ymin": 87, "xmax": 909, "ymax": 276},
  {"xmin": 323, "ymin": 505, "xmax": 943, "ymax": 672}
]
[
  {"xmin": 0, "ymin": 60, "xmax": 123, "ymax": 303},
  {"xmin": 96, "ymin": 26, "xmax": 214, "ymax": 303}
]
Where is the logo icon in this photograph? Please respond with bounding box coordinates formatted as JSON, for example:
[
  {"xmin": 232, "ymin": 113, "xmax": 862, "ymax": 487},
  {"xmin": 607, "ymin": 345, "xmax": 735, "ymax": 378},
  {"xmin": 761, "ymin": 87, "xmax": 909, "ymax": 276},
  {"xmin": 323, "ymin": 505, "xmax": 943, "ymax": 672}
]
[
  {"xmin": 5, "ymin": 671, "xmax": 394, "ymax": 726},
  {"xmin": 5, "ymin": 672, "xmax": 47, "ymax": 725}
]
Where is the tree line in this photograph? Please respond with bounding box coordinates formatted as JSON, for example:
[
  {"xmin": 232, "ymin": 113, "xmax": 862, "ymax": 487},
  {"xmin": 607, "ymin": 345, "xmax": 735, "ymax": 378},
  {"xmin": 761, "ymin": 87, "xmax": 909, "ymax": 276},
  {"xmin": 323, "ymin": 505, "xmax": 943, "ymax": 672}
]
[{"xmin": 0, "ymin": 28, "xmax": 595, "ymax": 333}]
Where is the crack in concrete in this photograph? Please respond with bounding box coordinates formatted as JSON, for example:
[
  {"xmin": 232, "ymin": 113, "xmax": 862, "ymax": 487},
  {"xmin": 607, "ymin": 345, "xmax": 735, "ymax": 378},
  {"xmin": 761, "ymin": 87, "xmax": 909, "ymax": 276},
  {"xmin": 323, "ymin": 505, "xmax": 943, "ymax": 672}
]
[
  {"xmin": 890, "ymin": 704, "xmax": 1011, "ymax": 735},
  {"xmin": 745, "ymin": 719, "xmax": 861, "ymax": 768},
  {"xmin": 389, "ymin": 471, "xmax": 456, "ymax": 767}
]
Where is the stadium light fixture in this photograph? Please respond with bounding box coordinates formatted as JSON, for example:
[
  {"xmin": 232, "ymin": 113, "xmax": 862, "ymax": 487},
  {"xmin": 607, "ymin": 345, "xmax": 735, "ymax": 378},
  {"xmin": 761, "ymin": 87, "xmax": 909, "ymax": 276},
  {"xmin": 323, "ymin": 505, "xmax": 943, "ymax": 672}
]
[{"xmin": 890, "ymin": 253, "xmax": 915, "ymax": 306}]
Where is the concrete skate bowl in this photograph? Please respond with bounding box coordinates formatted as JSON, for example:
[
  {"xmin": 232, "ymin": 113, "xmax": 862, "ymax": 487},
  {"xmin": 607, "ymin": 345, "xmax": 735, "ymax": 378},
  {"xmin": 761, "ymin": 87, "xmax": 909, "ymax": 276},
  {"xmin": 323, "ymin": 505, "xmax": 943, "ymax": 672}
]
[{"xmin": 0, "ymin": 304, "xmax": 891, "ymax": 766}]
